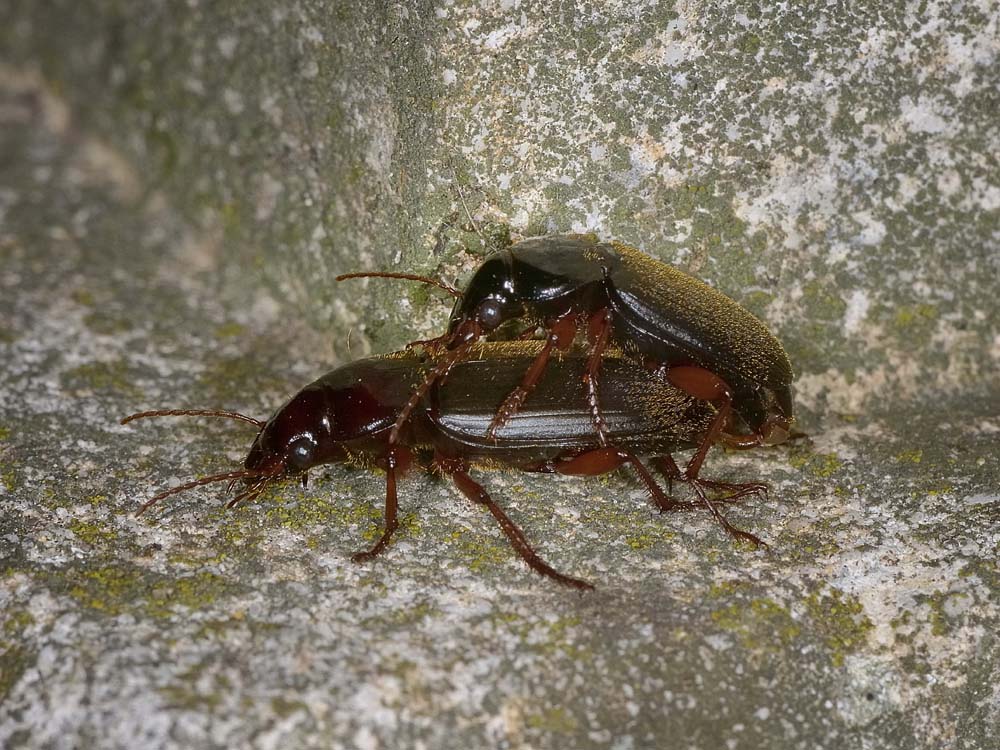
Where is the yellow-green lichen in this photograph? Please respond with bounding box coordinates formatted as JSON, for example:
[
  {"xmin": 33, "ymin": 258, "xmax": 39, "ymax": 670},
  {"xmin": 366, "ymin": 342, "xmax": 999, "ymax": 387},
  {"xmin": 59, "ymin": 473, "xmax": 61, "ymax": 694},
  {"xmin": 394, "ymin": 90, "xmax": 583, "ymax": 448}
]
[
  {"xmin": 196, "ymin": 353, "xmax": 285, "ymax": 403},
  {"xmin": 925, "ymin": 483, "xmax": 954, "ymax": 496},
  {"xmin": 804, "ymin": 587, "xmax": 874, "ymax": 667},
  {"xmin": 61, "ymin": 360, "xmax": 140, "ymax": 397},
  {"xmin": 158, "ymin": 664, "xmax": 227, "ymax": 711},
  {"xmin": 525, "ymin": 706, "xmax": 578, "ymax": 733},
  {"xmin": 0, "ymin": 645, "xmax": 32, "ymax": 701},
  {"xmin": 214, "ymin": 322, "xmax": 247, "ymax": 339},
  {"xmin": 895, "ymin": 448, "xmax": 922, "ymax": 464},
  {"xmin": 1, "ymin": 466, "xmax": 16, "ymax": 493},
  {"xmin": 0, "ymin": 426, "xmax": 11, "ymax": 441},
  {"xmin": 365, "ymin": 601, "xmax": 439, "ymax": 630},
  {"xmin": 67, "ymin": 519, "xmax": 118, "ymax": 547},
  {"xmin": 779, "ymin": 515, "xmax": 845, "ymax": 558},
  {"xmin": 711, "ymin": 598, "xmax": 801, "ymax": 651},
  {"xmin": 271, "ymin": 697, "xmax": 309, "ymax": 719},
  {"xmin": 447, "ymin": 527, "xmax": 512, "ymax": 574},
  {"xmin": 70, "ymin": 288, "xmax": 96, "ymax": 307},
  {"xmin": 145, "ymin": 572, "xmax": 229, "ymax": 618},
  {"xmin": 67, "ymin": 565, "xmax": 142, "ymax": 615},
  {"xmin": 788, "ymin": 449, "xmax": 843, "ymax": 478},
  {"xmin": 2, "ymin": 610, "xmax": 35, "ymax": 638},
  {"xmin": 892, "ymin": 303, "xmax": 938, "ymax": 333},
  {"xmin": 738, "ymin": 33, "xmax": 762, "ymax": 54},
  {"xmin": 64, "ymin": 564, "xmax": 230, "ymax": 618}
]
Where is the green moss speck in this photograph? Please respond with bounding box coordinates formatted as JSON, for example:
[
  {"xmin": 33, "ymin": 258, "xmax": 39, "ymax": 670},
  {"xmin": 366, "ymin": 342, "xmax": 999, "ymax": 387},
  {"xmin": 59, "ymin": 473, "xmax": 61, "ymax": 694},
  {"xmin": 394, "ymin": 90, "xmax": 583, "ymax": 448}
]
[
  {"xmin": 738, "ymin": 33, "xmax": 762, "ymax": 54},
  {"xmin": 71, "ymin": 289, "xmax": 96, "ymax": 307},
  {"xmin": 892, "ymin": 303, "xmax": 937, "ymax": 332},
  {"xmin": 802, "ymin": 279, "xmax": 848, "ymax": 320},
  {"xmin": 804, "ymin": 587, "xmax": 873, "ymax": 667},
  {"xmin": 214, "ymin": 322, "xmax": 247, "ymax": 339},
  {"xmin": 61, "ymin": 360, "xmax": 140, "ymax": 397},
  {"xmin": 2, "ymin": 610, "xmax": 35, "ymax": 637},
  {"xmin": 271, "ymin": 696, "xmax": 308, "ymax": 719},
  {"xmin": 0, "ymin": 465, "xmax": 14, "ymax": 493},
  {"xmin": 67, "ymin": 565, "xmax": 142, "ymax": 615},
  {"xmin": 711, "ymin": 598, "xmax": 800, "ymax": 650},
  {"xmin": 0, "ymin": 645, "xmax": 33, "ymax": 701},
  {"xmin": 525, "ymin": 706, "xmax": 578, "ymax": 733},
  {"xmin": 197, "ymin": 353, "xmax": 284, "ymax": 403},
  {"xmin": 895, "ymin": 448, "xmax": 922, "ymax": 464},
  {"xmin": 68, "ymin": 519, "xmax": 118, "ymax": 547},
  {"xmin": 146, "ymin": 572, "xmax": 228, "ymax": 618},
  {"xmin": 789, "ymin": 449, "xmax": 843, "ymax": 478},
  {"xmin": 64, "ymin": 564, "xmax": 230, "ymax": 618},
  {"xmin": 447, "ymin": 528, "xmax": 511, "ymax": 573}
]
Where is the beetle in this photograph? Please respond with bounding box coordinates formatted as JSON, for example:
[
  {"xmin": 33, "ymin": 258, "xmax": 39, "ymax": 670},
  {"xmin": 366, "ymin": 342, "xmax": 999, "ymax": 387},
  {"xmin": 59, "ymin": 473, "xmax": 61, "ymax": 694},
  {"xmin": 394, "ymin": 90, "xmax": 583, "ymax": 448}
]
[
  {"xmin": 339, "ymin": 233, "xmax": 794, "ymax": 502},
  {"xmin": 122, "ymin": 342, "xmax": 765, "ymax": 590}
]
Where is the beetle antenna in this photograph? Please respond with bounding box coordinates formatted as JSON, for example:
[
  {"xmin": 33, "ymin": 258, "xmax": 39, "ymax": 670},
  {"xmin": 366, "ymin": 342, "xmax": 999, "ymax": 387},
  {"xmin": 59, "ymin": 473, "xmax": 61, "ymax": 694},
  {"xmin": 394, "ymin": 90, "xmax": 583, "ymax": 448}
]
[
  {"xmin": 120, "ymin": 409, "xmax": 265, "ymax": 428},
  {"xmin": 135, "ymin": 469, "xmax": 268, "ymax": 516},
  {"xmin": 335, "ymin": 271, "xmax": 463, "ymax": 298}
]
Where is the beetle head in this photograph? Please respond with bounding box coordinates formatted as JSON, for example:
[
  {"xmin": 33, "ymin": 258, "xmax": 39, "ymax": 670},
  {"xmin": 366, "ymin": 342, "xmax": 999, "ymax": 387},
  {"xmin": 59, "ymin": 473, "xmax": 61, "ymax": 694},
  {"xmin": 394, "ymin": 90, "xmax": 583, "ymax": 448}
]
[
  {"xmin": 736, "ymin": 383, "xmax": 794, "ymax": 446},
  {"xmin": 244, "ymin": 386, "xmax": 342, "ymax": 479},
  {"xmin": 447, "ymin": 252, "xmax": 524, "ymax": 335}
]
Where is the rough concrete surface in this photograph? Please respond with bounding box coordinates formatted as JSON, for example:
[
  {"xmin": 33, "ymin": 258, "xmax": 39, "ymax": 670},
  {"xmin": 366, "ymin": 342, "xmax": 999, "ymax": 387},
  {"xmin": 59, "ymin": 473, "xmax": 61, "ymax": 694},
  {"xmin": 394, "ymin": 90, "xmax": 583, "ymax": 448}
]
[{"xmin": 1, "ymin": 1, "xmax": 998, "ymax": 748}]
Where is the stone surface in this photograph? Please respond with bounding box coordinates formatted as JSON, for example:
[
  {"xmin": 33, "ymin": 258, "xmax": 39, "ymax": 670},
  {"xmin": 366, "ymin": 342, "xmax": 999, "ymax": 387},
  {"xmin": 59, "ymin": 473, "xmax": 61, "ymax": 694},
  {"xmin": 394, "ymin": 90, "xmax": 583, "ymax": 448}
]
[{"xmin": 1, "ymin": 1, "xmax": 998, "ymax": 749}]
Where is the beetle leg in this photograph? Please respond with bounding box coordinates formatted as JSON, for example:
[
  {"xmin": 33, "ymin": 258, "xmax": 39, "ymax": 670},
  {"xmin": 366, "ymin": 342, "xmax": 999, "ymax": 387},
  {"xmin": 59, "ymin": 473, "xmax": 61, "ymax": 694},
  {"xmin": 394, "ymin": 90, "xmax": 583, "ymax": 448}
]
[
  {"xmin": 554, "ymin": 448, "xmax": 694, "ymax": 512},
  {"xmin": 665, "ymin": 365, "xmax": 734, "ymax": 480},
  {"xmin": 438, "ymin": 455, "xmax": 593, "ymax": 590},
  {"xmin": 651, "ymin": 456, "xmax": 764, "ymax": 506},
  {"xmin": 351, "ymin": 448, "xmax": 403, "ymax": 563},
  {"xmin": 583, "ymin": 308, "xmax": 613, "ymax": 447},
  {"xmin": 389, "ymin": 320, "xmax": 483, "ymax": 446},
  {"xmin": 624, "ymin": 454, "xmax": 698, "ymax": 512},
  {"xmin": 485, "ymin": 314, "xmax": 578, "ymax": 440},
  {"xmin": 685, "ymin": 476, "xmax": 766, "ymax": 549},
  {"xmin": 663, "ymin": 365, "xmax": 770, "ymax": 513}
]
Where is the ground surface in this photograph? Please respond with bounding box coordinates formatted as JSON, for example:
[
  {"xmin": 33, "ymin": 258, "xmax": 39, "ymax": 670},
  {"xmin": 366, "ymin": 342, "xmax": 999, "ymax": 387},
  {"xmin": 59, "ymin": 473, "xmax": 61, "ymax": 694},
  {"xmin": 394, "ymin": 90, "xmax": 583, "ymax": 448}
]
[{"xmin": 1, "ymin": 2, "xmax": 999, "ymax": 749}]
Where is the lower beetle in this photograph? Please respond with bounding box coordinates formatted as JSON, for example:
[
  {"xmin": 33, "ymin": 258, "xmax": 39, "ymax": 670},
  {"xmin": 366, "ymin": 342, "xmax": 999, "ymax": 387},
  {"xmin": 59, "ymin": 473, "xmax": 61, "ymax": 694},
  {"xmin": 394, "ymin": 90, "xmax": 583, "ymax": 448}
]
[{"xmin": 123, "ymin": 342, "xmax": 766, "ymax": 590}]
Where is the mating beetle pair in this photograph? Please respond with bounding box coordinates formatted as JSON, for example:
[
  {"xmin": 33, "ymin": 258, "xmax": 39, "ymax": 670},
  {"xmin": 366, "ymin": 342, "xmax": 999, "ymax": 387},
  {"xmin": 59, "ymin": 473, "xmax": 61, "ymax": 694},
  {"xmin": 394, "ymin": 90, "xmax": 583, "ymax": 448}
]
[{"xmin": 125, "ymin": 234, "xmax": 794, "ymax": 588}]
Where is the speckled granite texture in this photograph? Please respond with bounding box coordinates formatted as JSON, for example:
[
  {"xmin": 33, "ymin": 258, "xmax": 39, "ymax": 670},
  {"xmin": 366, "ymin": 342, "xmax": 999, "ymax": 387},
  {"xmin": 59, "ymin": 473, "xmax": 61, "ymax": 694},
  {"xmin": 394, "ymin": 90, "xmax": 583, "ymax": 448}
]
[{"xmin": 1, "ymin": 2, "xmax": 998, "ymax": 748}]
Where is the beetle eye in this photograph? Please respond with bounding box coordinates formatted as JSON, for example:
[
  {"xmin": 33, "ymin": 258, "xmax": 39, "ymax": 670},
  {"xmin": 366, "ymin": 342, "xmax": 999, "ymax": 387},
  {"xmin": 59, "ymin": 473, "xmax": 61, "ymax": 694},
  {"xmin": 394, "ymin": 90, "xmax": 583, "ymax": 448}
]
[
  {"xmin": 477, "ymin": 299, "xmax": 503, "ymax": 330},
  {"xmin": 286, "ymin": 437, "xmax": 315, "ymax": 471}
]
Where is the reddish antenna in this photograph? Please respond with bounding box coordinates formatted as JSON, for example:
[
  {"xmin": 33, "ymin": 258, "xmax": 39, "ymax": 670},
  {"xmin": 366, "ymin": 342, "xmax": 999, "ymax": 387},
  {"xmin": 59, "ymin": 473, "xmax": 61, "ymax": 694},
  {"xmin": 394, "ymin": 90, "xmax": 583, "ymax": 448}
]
[
  {"xmin": 336, "ymin": 271, "xmax": 463, "ymax": 298},
  {"xmin": 120, "ymin": 409, "xmax": 264, "ymax": 429}
]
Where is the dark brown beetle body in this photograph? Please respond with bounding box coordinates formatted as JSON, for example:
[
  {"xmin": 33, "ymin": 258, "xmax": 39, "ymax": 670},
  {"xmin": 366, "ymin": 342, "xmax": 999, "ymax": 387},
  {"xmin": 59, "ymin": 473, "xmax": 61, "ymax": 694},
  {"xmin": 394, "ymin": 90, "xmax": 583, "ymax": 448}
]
[
  {"xmin": 446, "ymin": 235, "xmax": 793, "ymax": 439},
  {"xmin": 342, "ymin": 234, "xmax": 794, "ymax": 505},
  {"xmin": 124, "ymin": 342, "xmax": 761, "ymax": 590}
]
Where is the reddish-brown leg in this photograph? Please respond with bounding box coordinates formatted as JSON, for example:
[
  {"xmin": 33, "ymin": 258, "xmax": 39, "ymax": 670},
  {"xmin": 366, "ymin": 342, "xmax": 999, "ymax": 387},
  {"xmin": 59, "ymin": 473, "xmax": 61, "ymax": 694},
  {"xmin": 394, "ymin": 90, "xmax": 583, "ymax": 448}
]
[
  {"xmin": 554, "ymin": 448, "xmax": 695, "ymax": 512},
  {"xmin": 351, "ymin": 449, "xmax": 404, "ymax": 563},
  {"xmin": 651, "ymin": 456, "xmax": 764, "ymax": 506},
  {"xmin": 583, "ymin": 309, "xmax": 613, "ymax": 447},
  {"xmin": 664, "ymin": 366, "xmax": 767, "ymax": 547},
  {"xmin": 438, "ymin": 456, "xmax": 593, "ymax": 590},
  {"xmin": 388, "ymin": 320, "xmax": 483, "ymax": 445},
  {"xmin": 485, "ymin": 314, "xmax": 579, "ymax": 439}
]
